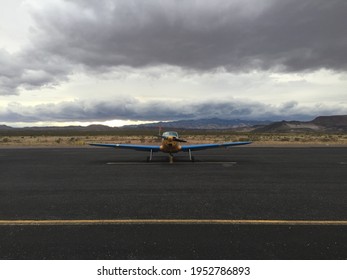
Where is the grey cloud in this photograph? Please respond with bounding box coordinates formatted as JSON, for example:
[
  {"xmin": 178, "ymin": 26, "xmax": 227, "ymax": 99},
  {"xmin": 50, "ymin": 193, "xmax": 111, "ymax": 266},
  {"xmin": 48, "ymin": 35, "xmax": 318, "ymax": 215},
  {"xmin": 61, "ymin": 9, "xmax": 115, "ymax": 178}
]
[
  {"xmin": 1, "ymin": 98, "xmax": 345, "ymax": 123},
  {"xmin": 0, "ymin": 50, "xmax": 24, "ymax": 95},
  {"xmin": 28, "ymin": 0, "xmax": 347, "ymax": 72},
  {"xmin": 0, "ymin": 48, "xmax": 72, "ymax": 95},
  {"xmin": 1, "ymin": 0, "xmax": 347, "ymax": 95}
]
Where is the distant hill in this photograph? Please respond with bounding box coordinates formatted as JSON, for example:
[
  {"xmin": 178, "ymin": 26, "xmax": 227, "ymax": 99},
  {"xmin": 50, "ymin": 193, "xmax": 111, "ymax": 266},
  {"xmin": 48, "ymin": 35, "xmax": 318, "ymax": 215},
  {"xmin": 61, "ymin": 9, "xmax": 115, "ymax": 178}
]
[
  {"xmin": 0, "ymin": 125, "xmax": 13, "ymax": 130},
  {"xmin": 1, "ymin": 115, "xmax": 346, "ymax": 134},
  {"xmin": 311, "ymin": 115, "xmax": 347, "ymax": 128},
  {"xmin": 129, "ymin": 118, "xmax": 271, "ymax": 130},
  {"xmin": 0, "ymin": 118, "xmax": 270, "ymax": 134},
  {"xmin": 0, "ymin": 124, "xmax": 119, "ymax": 136},
  {"xmin": 252, "ymin": 115, "xmax": 347, "ymax": 133},
  {"xmin": 0, "ymin": 124, "xmax": 116, "ymax": 132}
]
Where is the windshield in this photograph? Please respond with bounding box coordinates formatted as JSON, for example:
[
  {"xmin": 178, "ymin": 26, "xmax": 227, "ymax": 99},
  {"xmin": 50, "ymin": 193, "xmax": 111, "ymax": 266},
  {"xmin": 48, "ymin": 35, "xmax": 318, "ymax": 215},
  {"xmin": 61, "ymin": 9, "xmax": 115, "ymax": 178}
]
[{"xmin": 162, "ymin": 131, "xmax": 178, "ymax": 138}]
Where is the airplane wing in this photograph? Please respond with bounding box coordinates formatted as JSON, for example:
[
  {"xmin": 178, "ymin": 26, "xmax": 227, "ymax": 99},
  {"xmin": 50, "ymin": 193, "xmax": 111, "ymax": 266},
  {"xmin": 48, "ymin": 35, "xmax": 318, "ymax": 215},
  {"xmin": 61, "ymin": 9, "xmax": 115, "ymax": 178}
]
[
  {"xmin": 180, "ymin": 141, "xmax": 252, "ymax": 151},
  {"xmin": 89, "ymin": 143, "xmax": 161, "ymax": 152}
]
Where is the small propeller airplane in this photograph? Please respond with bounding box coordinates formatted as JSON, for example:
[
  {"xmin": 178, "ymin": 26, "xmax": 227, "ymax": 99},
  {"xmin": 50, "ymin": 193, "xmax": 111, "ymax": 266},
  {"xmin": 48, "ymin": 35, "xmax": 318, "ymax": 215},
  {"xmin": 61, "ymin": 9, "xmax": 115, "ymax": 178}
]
[{"xmin": 90, "ymin": 129, "xmax": 251, "ymax": 163}]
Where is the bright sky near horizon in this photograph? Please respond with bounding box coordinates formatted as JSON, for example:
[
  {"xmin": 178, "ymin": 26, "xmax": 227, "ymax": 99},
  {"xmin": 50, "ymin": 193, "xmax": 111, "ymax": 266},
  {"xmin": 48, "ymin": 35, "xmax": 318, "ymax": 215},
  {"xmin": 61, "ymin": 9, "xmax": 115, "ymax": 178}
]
[{"xmin": 0, "ymin": 0, "xmax": 346, "ymax": 127}]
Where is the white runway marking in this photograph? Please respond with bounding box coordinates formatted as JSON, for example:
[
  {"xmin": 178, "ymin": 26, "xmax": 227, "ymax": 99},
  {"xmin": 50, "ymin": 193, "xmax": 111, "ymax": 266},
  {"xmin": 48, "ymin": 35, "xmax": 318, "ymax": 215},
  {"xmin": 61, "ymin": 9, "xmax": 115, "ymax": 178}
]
[{"xmin": 106, "ymin": 161, "xmax": 237, "ymax": 165}]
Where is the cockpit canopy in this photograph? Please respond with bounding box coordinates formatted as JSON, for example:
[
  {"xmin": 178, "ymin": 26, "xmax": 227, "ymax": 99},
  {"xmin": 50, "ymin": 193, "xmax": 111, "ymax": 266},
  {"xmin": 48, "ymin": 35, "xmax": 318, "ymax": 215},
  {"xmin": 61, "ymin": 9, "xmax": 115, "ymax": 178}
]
[{"xmin": 162, "ymin": 131, "xmax": 178, "ymax": 138}]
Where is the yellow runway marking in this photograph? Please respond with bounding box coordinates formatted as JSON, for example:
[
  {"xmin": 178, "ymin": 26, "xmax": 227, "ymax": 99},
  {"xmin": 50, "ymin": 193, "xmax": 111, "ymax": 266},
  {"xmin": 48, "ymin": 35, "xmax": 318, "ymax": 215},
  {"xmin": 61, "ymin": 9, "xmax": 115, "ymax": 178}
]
[{"xmin": 1, "ymin": 219, "xmax": 347, "ymax": 226}]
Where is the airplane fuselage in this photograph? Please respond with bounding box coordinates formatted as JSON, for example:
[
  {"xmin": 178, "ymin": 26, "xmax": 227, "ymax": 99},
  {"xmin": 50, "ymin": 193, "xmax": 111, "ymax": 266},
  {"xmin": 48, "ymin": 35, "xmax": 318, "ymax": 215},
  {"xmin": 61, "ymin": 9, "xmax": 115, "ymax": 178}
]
[
  {"xmin": 159, "ymin": 131, "xmax": 182, "ymax": 153},
  {"xmin": 160, "ymin": 137, "xmax": 181, "ymax": 153}
]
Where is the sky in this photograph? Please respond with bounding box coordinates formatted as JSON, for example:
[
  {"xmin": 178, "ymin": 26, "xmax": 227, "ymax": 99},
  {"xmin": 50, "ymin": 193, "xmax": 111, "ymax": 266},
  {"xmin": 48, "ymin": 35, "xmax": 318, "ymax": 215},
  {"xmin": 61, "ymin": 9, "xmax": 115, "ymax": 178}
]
[{"xmin": 0, "ymin": 0, "xmax": 346, "ymax": 127}]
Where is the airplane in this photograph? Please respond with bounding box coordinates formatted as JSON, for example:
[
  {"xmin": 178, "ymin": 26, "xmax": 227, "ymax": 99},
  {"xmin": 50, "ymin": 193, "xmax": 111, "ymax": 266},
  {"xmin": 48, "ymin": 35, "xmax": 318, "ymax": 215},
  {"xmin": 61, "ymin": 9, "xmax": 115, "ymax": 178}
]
[{"xmin": 89, "ymin": 130, "xmax": 251, "ymax": 163}]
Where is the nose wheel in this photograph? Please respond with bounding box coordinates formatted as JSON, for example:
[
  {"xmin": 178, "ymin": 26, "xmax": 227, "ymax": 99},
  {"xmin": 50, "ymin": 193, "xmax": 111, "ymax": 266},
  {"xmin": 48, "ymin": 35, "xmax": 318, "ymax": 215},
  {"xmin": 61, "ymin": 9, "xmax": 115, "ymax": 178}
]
[{"xmin": 169, "ymin": 154, "xmax": 174, "ymax": 164}]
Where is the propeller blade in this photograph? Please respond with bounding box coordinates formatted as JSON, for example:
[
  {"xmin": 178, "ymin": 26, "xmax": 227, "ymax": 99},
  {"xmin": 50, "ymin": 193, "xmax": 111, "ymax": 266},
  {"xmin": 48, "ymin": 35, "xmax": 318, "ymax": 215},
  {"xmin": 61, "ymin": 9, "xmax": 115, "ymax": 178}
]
[{"xmin": 173, "ymin": 137, "xmax": 187, "ymax": 143}]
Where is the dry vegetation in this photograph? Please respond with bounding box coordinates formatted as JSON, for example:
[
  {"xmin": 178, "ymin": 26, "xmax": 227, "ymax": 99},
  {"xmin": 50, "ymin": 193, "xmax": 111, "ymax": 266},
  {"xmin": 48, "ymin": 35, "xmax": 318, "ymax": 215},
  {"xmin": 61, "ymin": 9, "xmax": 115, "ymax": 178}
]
[{"xmin": 1, "ymin": 133, "xmax": 347, "ymax": 147}]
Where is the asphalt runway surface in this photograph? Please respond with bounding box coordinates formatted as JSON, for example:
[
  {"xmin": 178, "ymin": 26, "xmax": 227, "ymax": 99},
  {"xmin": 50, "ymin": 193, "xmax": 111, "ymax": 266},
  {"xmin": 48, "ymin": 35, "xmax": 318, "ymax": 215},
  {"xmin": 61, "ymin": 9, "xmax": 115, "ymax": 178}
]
[{"xmin": 0, "ymin": 146, "xmax": 347, "ymax": 259}]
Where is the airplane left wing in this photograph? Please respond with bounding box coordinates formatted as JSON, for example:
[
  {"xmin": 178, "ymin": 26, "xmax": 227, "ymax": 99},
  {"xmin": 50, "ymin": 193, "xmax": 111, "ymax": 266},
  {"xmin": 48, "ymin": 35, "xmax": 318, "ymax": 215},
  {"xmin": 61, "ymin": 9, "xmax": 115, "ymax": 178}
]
[
  {"xmin": 89, "ymin": 143, "xmax": 161, "ymax": 152},
  {"xmin": 180, "ymin": 141, "xmax": 252, "ymax": 151}
]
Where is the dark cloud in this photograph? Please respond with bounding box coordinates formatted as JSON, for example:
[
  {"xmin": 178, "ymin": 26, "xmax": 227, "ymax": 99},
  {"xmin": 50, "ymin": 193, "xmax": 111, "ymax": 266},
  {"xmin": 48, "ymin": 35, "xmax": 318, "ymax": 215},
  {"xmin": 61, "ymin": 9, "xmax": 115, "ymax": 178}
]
[
  {"xmin": 29, "ymin": 0, "xmax": 347, "ymax": 72},
  {"xmin": 1, "ymin": 98, "xmax": 344, "ymax": 123},
  {"xmin": 0, "ymin": 50, "xmax": 24, "ymax": 95},
  {"xmin": 0, "ymin": 48, "xmax": 72, "ymax": 95},
  {"xmin": 1, "ymin": 0, "xmax": 347, "ymax": 95}
]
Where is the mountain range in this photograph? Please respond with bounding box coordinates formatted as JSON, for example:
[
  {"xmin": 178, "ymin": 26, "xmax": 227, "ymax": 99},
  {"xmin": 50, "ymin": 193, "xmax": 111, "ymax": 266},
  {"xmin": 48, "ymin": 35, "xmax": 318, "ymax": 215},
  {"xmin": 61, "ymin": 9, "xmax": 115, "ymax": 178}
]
[
  {"xmin": 252, "ymin": 115, "xmax": 347, "ymax": 133},
  {"xmin": 124, "ymin": 115, "xmax": 347, "ymax": 132},
  {"xmin": 1, "ymin": 115, "xmax": 347, "ymax": 133},
  {"xmin": 130, "ymin": 118, "xmax": 271, "ymax": 130}
]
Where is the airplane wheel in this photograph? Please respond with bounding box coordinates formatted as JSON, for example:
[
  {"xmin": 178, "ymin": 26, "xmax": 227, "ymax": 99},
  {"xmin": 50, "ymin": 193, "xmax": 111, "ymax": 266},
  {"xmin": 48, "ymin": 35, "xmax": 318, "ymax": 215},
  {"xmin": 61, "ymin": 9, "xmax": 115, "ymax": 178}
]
[
  {"xmin": 146, "ymin": 156, "xmax": 150, "ymax": 162},
  {"xmin": 191, "ymin": 156, "xmax": 195, "ymax": 162}
]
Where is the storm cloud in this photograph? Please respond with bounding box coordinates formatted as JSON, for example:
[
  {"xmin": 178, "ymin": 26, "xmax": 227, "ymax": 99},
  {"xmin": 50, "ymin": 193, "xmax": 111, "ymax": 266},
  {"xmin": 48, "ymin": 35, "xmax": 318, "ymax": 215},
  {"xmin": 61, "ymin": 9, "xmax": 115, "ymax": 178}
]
[
  {"xmin": 29, "ymin": 0, "xmax": 347, "ymax": 72},
  {"xmin": 1, "ymin": 0, "xmax": 347, "ymax": 95},
  {"xmin": 1, "ymin": 98, "xmax": 345, "ymax": 123},
  {"xmin": 0, "ymin": 47, "xmax": 72, "ymax": 95}
]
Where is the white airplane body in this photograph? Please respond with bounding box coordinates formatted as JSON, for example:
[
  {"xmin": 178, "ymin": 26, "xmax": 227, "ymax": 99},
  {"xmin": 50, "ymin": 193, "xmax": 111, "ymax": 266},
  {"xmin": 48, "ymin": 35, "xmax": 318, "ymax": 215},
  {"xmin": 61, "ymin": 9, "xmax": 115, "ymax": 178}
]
[{"xmin": 90, "ymin": 131, "xmax": 251, "ymax": 163}]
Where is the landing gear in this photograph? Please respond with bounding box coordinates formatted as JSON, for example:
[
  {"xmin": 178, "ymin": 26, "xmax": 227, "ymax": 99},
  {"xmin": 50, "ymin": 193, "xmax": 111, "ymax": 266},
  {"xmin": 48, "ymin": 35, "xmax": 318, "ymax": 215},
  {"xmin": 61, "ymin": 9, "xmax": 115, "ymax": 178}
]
[
  {"xmin": 147, "ymin": 149, "xmax": 153, "ymax": 162},
  {"xmin": 146, "ymin": 149, "xmax": 195, "ymax": 163},
  {"xmin": 188, "ymin": 149, "xmax": 195, "ymax": 162}
]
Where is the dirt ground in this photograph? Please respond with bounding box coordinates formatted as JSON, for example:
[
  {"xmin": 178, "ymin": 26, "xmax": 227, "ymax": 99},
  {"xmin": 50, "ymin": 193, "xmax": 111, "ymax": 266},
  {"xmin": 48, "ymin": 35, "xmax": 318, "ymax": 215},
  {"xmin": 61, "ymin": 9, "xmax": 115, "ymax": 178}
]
[{"xmin": 1, "ymin": 134, "xmax": 347, "ymax": 147}]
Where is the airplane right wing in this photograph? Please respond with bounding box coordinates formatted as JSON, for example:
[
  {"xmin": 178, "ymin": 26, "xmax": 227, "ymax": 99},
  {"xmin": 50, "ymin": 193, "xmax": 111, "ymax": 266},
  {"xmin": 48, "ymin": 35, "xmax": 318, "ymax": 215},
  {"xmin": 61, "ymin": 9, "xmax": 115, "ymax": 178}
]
[{"xmin": 180, "ymin": 141, "xmax": 252, "ymax": 151}]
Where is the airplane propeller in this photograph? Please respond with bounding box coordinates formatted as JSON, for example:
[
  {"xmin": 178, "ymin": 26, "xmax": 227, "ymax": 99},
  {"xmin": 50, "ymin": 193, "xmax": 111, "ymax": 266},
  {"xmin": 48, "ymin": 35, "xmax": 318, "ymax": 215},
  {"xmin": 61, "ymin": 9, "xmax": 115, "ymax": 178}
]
[
  {"xmin": 159, "ymin": 135, "xmax": 187, "ymax": 142},
  {"xmin": 172, "ymin": 137, "xmax": 187, "ymax": 143}
]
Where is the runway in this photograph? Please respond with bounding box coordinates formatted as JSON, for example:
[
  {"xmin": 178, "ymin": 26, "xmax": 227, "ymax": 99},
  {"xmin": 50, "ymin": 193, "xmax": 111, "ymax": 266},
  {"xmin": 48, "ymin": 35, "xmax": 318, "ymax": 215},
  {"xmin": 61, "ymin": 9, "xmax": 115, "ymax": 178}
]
[{"xmin": 0, "ymin": 146, "xmax": 347, "ymax": 259}]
